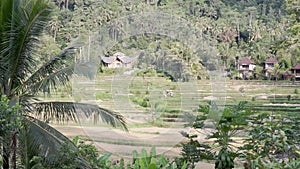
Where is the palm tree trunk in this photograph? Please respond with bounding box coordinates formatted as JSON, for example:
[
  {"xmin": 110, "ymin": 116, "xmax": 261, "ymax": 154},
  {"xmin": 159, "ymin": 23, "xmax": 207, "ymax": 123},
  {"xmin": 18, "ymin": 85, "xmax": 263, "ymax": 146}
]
[
  {"xmin": 12, "ymin": 133, "xmax": 17, "ymax": 169},
  {"xmin": 66, "ymin": 0, "xmax": 69, "ymax": 10},
  {"xmin": 88, "ymin": 34, "xmax": 91, "ymax": 61},
  {"xmin": 3, "ymin": 145, "xmax": 10, "ymax": 169}
]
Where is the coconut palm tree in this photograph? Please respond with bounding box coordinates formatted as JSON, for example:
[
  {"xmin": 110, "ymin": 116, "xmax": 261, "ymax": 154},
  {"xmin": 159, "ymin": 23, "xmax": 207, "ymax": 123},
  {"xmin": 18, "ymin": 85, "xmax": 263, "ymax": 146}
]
[
  {"xmin": 271, "ymin": 63, "xmax": 282, "ymax": 81},
  {"xmin": 0, "ymin": 0, "xmax": 127, "ymax": 168}
]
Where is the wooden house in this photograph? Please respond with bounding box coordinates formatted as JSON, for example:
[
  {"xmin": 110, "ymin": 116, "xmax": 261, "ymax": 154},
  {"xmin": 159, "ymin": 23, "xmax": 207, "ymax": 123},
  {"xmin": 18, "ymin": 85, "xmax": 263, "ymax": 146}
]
[
  {"xmin": 291, "ymin": 63, "xmax": 300, "ymax": 80},
  {"xmin": 237, "ymin": 57, "xmax": 256, "ymax": 79},
  {"xmin": 101, "ymin": 52, "xmax": 137, "ymax": 68}
]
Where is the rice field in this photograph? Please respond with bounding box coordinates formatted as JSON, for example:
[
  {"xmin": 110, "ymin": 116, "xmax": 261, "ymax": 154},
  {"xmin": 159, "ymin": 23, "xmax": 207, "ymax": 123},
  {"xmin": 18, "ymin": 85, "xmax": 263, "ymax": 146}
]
[{"xmin": 45, "ymin": 75, "xmax": 300, "ymax": 125}]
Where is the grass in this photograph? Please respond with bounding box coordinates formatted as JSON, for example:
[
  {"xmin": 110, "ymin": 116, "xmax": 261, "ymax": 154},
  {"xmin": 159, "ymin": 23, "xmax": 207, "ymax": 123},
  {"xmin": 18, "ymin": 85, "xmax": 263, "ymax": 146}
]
[
  {"xmin": 95, "ymin": 91, "xmax": 112, "ymax": 100},
  {"xmin": 78, "ymin": 135, "xmax": 181, "ymax": 147}
]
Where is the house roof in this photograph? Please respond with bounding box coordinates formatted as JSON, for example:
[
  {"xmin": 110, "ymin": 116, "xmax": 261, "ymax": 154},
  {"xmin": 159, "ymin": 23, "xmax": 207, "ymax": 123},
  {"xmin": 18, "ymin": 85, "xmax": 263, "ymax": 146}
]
[
  {"xmin": 113, "ymin": 52, "xmax": 126, "ymax": 58},
  {"xmin": 118, "ymin": 56, "xmax": 138, "ymax": 64},
  {"xmin": 101, "ymin": 52, "xmax": 137, "ymax": 64},
  {"xmin": 101, "ymin": 56, "xmax": 116, "ymax": 64},
  {"xmin": 265, "ymin": 57, "xmax": 278, "ymax": 63},
  {"xmin": 292, "ymin": 63, "xmax": 300, "ymax": 70},
  {"xmin": 238, "ymin": 57, "xmax": 255, "ymax": 65}
]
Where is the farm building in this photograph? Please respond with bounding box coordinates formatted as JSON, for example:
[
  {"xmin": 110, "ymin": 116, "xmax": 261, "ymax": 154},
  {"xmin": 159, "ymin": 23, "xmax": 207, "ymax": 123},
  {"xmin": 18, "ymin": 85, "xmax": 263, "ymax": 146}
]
[
  {"xmin": 291, "ymin": 63, "xmax": 300, "ymax": 80},
  {"xmin": 101, "ymin": 52, "xmax": 137, "ymax": 68},
  {"xmin": 237, "ymin": 57, "xmax": 256, "ymax": 79}
]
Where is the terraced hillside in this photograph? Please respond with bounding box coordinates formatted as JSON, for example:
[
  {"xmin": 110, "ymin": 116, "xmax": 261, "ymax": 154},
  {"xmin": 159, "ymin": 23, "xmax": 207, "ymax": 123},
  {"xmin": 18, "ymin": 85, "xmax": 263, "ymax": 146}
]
[{"xmin": 42, "ymin": 76, "xmax": 300, "ymax": 124}]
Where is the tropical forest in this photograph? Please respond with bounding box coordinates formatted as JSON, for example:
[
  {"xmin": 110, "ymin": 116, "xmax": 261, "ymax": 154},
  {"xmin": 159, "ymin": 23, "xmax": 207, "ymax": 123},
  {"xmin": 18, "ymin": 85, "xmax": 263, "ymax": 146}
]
[{"xmin": 0, "ymin": 0, "xmax": 300, "ymax": 169}]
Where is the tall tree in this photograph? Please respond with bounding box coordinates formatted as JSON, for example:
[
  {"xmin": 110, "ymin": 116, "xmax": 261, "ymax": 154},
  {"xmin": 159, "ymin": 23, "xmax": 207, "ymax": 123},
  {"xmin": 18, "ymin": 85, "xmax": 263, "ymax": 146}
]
[
  {"xmin": 0, "ymin": 0, "xmax": 127, "ymax": 168},
  {"xmin": 286, "ymin": 0, "xmax": 300, "ymax": 63}
]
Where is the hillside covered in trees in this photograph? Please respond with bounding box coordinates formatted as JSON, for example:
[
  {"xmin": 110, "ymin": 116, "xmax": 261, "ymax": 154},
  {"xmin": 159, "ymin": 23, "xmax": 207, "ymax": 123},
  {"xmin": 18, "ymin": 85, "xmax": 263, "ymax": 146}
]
[{"xmin": 46, "ymin": 0, "xmax": 299, "ymax": 80}]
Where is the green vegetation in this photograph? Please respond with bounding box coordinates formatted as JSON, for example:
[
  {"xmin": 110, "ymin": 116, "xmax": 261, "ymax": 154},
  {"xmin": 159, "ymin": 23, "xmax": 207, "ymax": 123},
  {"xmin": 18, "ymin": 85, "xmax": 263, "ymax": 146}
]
[
  {"xmin": 0, "ymin": 96, "xmax": 22, "ymax": 168},
  {"xmin": 39, "ymin": 137, "xmax": 189, "ymax": 169},
  {"xmin": 240, "ymin": 113, "xmax": 300, "ymax": 168},
  {"xmin": 178, "ymin": 102, "xmax": 300, "ymax": 168},
  {"xmin": 42, "ymin": 101, "xmax": 300, "ymax": 169},
  {"xmin": 47, "ymin": 0, "xmax": 299, "ymax": 80},
  {"xmin": 178, "ymin": 101, "xmax": 252, "ymax": 168}
]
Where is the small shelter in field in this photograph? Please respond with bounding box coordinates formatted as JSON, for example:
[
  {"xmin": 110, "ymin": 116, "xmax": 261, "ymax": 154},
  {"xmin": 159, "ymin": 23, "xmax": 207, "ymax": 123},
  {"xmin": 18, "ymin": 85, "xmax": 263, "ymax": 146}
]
[
  {"xmin": 101, "ymin": 52, "xmax": 137, "ymax": 68},
  {"xmin": 237, "ymin": 57, "xmax": 256, "ymax": 79}
]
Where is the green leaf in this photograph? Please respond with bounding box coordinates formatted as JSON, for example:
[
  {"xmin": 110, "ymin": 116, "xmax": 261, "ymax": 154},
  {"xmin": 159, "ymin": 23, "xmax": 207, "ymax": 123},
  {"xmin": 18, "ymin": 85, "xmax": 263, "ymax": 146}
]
[
  {"xmin": 181, "ymin": 161, "xmax": 189, "ymax": 169},
  {"xmin": 150, "ymin": 147, "xmax": 156, "ymax": 158},
  {"xmin": 32, "ymin": 101, "xmax": 128, "ymax": 131},
  {"xmin": 158, "ymin": 156, "xmax": 168, "ymax": 167},
  {"xmin": 148, "ymin": 163, "xmax": 157, "ymax": 169},
  {"xmin": 132, "ymin": 150, "xmax": 138, "ymax": 160},
  {"xmin": 140, "ymin": 149, "xmax": 149, "ymax": 168},
  {"xmin": 73, "ymin": 136, "xmax": 80, "ymax": 146},
  {"xmin": 150, "ymin": 157, "xmax": 156, "ymax": 165},
  {"xmin": 98, "ymin": 153, "xmax": 112, "ymax": 163}
]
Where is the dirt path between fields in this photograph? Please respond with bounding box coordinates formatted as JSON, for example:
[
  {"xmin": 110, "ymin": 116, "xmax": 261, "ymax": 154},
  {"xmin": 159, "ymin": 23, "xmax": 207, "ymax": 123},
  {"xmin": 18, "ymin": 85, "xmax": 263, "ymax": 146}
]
[{"xmin": 53, "ymin": 125, "xmax": 215, "ymax": 169}]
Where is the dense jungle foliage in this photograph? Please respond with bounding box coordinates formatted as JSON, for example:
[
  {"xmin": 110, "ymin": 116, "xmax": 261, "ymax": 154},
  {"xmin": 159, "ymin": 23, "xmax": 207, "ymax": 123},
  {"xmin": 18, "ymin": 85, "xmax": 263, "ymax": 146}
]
[{"xmin": 47, "ymin": 0, "xmax": 300, "ymax": 80}]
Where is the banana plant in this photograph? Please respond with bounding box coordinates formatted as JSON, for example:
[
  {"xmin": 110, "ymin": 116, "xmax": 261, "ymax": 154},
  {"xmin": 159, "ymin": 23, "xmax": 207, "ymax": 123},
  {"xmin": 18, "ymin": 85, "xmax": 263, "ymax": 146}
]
[{"xmin": 131, "ymin": 147, "xmax": 189, "ymax": 169}]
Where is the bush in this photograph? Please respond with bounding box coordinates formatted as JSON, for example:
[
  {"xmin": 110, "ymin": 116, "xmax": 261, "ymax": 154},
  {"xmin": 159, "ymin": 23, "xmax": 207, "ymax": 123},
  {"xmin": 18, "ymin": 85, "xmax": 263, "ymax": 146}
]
[
  {"xmin": 136, "ymin": 68, "xmax": 157, "ymax": 77},
  {"xmin": 42, "ymin": 142, "xmax": 80, "ymax": 169},
  {"xmin": 132, "ymin": 97, "xmax": 149, "ymax": 107},
  {"xmin": 128, "ymin": 147, "xmax": 189, "ymax": 169},
  {"xmin": 287, "ymin": 94, "xmax": 292, "ymax": 101},
  {"xmin": 48, "ymin": 137, "xmax": 188, "ymax": 169},
  {"xmin": 178, "ymin": 102, "xmax": 300, "ymax": 169},
  {"xmin": 240, "ymin": 113, "xmax": 300, "ymax": 168},
  {"xmin": 0, "ymin": 96, "xmax": 22, "ymax": 136},
  {"xmin": 95, "ymin": 91, "xmax": 111, "ymax": 100}
]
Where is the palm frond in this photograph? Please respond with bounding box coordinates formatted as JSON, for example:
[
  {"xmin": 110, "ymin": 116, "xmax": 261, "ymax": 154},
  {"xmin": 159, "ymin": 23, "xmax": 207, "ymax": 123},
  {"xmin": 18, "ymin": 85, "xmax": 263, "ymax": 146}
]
[
  {"xmin": 26, "ymin": 65, "xmax": 74, "ymax": 95},
  {"xmin": 0, "ymin": 0, "xmax": 51, "ymax": 93},
  {"xmin": 20, "ymin": 94, "xmax": 38, "ymax": 114},
  {"xmin": 21, "ymin": 117, "xmax": 91, "ymax": 168},
  {"xmin": 18, "ymin": 122, "xmax": 45, "ymax": 169},
  {"xmin": 22, "ymin": 116, "xmax": 75, "ymax": 159},
  {"xmin": 24, "ymin": 60, "xmax": 95, "ymax": 96},
  {"xmin": 32, "ymin": 101, "xmax": 77, "ymax": 122},
  {"xmin": 32, "ymin": 102, "xmax": 128, "ymax": 131},
  {"xmin": 0, "ymin": 0, "xmax": 14, "ymax": 95},
  {"xmin": 22, "ymin": 38, "xmax": 85, "ymax": 95}
]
